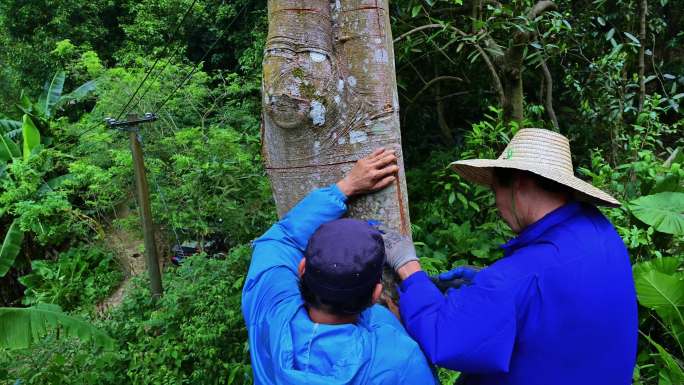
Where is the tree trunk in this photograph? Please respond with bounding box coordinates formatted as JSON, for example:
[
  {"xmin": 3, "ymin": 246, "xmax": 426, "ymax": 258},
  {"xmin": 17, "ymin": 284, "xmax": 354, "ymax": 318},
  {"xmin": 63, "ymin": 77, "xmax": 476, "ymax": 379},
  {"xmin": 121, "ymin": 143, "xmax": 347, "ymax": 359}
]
[
  {"xmin": 262, "ymin": 1, "xmax": 410, "ymax": 232},
  {"xmin": 501, "ymin": 64, "xmax": 524, "ymax": 125},
  {"xmin": 638, "ymin": 0, "xmax": 647, "ymax": 113},
  {"xmin": 262, "ymin": 0, "xmax": 410, "ymax": 307}
]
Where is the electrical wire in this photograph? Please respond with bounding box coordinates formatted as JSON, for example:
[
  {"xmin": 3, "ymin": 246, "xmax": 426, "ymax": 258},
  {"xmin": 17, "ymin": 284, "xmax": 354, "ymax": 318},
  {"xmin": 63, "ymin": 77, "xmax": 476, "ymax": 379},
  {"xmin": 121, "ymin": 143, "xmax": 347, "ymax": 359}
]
[
  {"xmin": 61, "ymin": 0, "xmax": 201, "ymax": 147},
  {"xmin": 153, "ymin": 1, "xmax": 251, "ymax": 115},
  {"xmin": 135, "ymin": 0, "xmax": 228, "ymax": 107},
  {"xmin": 114, "ymin": 0, "xmax": 200, "ymax": 121}
]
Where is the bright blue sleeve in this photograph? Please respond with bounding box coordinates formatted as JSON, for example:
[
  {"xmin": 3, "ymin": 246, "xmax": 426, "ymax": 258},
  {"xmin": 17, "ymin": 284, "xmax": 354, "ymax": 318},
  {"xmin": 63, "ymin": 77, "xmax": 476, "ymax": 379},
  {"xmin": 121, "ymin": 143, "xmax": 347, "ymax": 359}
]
[
  {"xmin": 401, "ymin": 345, "xmax": 439, "ymax": 384},
  {"xmin": 242, "ymin": 184, "xmax": 348, "ymax": 324},
  {"xmin": 399, "ymin": 266, "xmax": 529, "ymax": 373}
]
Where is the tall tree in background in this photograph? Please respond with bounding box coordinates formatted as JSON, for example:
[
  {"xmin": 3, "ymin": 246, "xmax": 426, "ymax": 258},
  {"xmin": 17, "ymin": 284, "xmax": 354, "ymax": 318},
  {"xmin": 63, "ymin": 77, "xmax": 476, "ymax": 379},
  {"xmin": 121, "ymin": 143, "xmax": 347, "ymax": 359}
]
[{"xmin": 261, "ymin": 0, "xmax": 411, "ymax": 236}]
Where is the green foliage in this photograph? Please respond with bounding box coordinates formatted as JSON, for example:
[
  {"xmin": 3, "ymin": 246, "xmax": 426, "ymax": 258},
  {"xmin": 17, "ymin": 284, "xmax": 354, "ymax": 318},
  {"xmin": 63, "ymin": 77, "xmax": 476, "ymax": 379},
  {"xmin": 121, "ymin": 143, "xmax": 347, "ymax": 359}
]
[
  {"xmin": 37, "ymin": 71, "xmax": 66, "ymax": 119},
  {"xmin": 630, "ymin": 192, "xmax": 684, "ymax": 236},
  {"xmin": 150, "ymin": 126, "xmax": 273, "ymax": 246},
  {"xmin": 21, "ymin": 115, "xmax": 41, "ymax": 161},
  {"xmin": 633, "ymin": 256, "xmax": 684, "ymax": 383},
  {"xmin": 19, "ymin": 245, "xmax": 123, "ymax": 311},
  {"xmin": 0, "ymin": 303, "xmax": 114, "ymax": 351},
  {"xmin": 2, "ymin": 250, "xmax": 254, "ymax": 384},
  {"xmin": 110, "ymin": 250, "xmax": 252, "ymax": 384},
  {"xmin": 0, "ymin": 219, "xmax": 23, "ymax": 277}
]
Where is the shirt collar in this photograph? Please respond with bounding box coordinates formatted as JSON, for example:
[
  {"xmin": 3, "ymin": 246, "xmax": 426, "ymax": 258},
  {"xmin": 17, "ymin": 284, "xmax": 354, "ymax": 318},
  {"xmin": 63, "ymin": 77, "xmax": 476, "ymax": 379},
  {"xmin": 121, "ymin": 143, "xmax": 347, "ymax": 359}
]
[{"xmin": 501, "ymin": 201, "xmax": 583, "ymax": 255}]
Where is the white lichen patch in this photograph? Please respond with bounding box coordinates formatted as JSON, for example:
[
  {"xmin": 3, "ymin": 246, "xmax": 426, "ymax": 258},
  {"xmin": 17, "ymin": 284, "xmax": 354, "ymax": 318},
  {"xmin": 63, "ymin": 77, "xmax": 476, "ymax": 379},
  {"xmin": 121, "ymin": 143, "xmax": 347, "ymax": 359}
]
[
  {"xmin": 313, "ymin": 140, "xmax": 320, "ymax": 153},
  {"xmin": 287, "ymin": 82, "xmax": 301, "ymax": 97},
  {"xmin": 309, "ymin": 100, "xmax": 326, "ymax": 126},
  {"xmin": 338, "ymin": 136, "xmax": 347, "ymax": 145},
  {"xmin": 309, "ymin": 52, "xmax": 326, "ymax": 63},
  {"xmin": 337, "ymin": 79, "xmax": 345, "ymax": 92},
  {"xmin": 349, "ymin": 130, "xmax": 368, "ymax": 144},
  {"xmin": 374, "ymin": 49, "xmax": 388, "ymax": 63},
  {"xmin": 347, "ymin": 76, "xmax": 357, "ymax": 87},
  {"xmin": 334, "ymin": 95, "xmax": 341, "ymax": 104}
]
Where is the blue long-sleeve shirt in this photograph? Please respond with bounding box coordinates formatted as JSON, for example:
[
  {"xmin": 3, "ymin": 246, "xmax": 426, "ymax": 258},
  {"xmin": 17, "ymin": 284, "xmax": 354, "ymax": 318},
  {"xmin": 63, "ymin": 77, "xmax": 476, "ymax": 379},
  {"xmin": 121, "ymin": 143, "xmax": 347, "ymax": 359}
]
[
  {"xmin": 242, "ymin": 185, "xmax": 437, "ymax": 385},
  {"xmin": 399, "ymin": 201, "xmax": 638, "ymax": 385}
]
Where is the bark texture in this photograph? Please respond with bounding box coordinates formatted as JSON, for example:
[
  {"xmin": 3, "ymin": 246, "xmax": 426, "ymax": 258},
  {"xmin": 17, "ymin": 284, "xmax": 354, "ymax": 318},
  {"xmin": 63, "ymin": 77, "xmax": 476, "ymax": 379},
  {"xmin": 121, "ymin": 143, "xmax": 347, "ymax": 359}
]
[{"xmin": 262, "ymin": 0, "xmax": 410, "ymax": 233}]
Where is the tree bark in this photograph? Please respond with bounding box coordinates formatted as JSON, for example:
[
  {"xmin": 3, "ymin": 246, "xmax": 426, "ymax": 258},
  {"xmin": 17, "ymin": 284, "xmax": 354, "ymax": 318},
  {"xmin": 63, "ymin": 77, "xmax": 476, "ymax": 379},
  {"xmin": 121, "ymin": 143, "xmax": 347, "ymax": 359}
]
[
  {"xmin": 638, "ymin": 0, "xmax": 647, "ymax": 113},
  {"xmin": 540, "ymin": 59, "xmax": 559, "ymax": 130},
  {"xmin": 261, "ymin": 1, "xmax": 411, "ymax": 231},
  {"xmin": 497, "ymin": 0, "xmax": 557, "ymax": 125}
]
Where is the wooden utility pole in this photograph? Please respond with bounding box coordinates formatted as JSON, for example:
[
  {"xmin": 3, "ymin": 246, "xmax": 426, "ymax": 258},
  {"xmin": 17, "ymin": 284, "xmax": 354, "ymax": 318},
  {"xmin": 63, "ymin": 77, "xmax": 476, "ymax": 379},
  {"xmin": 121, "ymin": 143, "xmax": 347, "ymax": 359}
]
[{"xmin": 106, "ymin": 113, "xmax": 163, "ymax": 299}]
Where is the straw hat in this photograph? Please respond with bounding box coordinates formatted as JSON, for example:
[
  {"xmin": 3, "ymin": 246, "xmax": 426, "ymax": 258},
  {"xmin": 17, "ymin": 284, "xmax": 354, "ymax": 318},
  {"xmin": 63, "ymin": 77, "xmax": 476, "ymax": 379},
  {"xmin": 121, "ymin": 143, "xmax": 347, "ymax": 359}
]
[{"xmin": 449, "ymin": 128, "xmax": 620, "ymax": 207}]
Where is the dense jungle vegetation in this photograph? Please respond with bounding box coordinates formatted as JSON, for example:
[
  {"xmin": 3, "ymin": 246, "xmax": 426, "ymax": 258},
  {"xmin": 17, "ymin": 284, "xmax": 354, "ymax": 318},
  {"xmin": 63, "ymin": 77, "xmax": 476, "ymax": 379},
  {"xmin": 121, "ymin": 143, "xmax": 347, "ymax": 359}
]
[{"xmin": 0, "ymin": 0, "xmax": 682, "ymax": 383}]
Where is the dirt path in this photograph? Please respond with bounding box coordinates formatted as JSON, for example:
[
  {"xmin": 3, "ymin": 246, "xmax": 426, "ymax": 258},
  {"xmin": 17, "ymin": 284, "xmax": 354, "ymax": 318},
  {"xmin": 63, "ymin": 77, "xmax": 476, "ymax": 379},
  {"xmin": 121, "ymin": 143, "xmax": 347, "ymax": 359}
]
[{"xmin": 96, "ymin": 227, "xmax": 147, "ymax": 314}]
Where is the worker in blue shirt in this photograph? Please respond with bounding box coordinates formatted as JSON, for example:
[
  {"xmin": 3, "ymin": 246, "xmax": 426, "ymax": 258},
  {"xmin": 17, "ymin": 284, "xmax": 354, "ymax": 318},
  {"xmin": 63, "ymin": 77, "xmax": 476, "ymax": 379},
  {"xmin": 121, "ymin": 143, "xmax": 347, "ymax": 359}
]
[
  {"xmin": 242, "ymin": 148, "xmax": 437, "ymax": 384},
  {"xmin": 384, "ymin": 129, "xmax": 638, "ymax": 385}
]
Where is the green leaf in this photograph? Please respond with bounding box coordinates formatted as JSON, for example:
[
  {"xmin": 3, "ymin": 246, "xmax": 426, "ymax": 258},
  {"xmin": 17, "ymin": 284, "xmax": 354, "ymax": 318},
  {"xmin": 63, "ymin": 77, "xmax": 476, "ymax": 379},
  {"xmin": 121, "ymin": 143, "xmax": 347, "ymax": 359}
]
[
  {"xmin": 634, "ymin": 257, "xmax": 681, "ymax": 277},
  {"xmin": 0, "ymin": 219, "xmax": 24, "ymax": 278},
  {"xmin": 634, "ymin": 269, "xmax": 684, "ymax": 311},
  {"xmin": 641, "ymin": 332, "xmax": 684, "ymax": 384},
  {"xmin": 0, "ymin": 303, "xmax": 114, "ymax": 350},
  {"xmin": 0, "ymin": 134, "xmax": 20, "ymax": 162},
  {"xmin": 629, "ymin": 192, "xmax": 684, "ymax": 235},
  {"xmin": 21, "ymin": 114, "xmax": 41, "ymax": 161},
  {"xmin": 411, "ymin": 5, "xmax": 421, "ymax": 17},
  {"xmin": 37, "ymin": 71, "xmax": 66, "ymax": 118},
  {"xmin": 0, "ymin": 119, "xmax": 21, "ymax": 135},
  {"xmin": 57, "ymin": 80, "xmax": 97, "ymax": 108},
  {"xmin": 38, "ymin": 174, "xmax": 74, "ymax": 195},
  {"xmin": 624, "ymin": 32, "xmax": 641, "ymax": 45}
]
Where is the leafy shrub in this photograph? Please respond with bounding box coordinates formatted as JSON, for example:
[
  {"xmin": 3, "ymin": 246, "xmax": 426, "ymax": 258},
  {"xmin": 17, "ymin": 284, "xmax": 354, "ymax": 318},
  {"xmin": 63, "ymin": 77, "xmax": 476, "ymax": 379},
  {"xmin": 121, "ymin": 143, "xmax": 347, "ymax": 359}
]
[
  {"xmin": 2, "ymin": 247, "xmax": 254, "ymax": 385},
  {"xmin": 148, "ymin": 125, "xmax": 274, "ymax": 248},
  {"xmin": 19, "ymin": 245, "xmax": 123, "ymax": 311}
]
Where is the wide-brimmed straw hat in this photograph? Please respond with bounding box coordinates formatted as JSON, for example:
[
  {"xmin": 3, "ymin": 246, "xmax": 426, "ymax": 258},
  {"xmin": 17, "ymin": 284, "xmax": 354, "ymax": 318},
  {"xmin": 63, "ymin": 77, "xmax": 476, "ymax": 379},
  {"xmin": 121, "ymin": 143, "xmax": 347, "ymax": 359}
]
[{"xmin": 449, "ymin": 128, "xmax": 620, "ymax": 207}]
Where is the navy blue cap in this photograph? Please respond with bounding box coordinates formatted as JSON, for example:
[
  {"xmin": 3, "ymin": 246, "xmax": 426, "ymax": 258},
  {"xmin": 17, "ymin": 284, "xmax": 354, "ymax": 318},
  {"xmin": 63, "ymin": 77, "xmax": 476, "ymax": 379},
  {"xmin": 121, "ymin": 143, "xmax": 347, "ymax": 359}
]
[{"xmin": 303, "ymin": 218, "xmax": 386, "ymax": 302}]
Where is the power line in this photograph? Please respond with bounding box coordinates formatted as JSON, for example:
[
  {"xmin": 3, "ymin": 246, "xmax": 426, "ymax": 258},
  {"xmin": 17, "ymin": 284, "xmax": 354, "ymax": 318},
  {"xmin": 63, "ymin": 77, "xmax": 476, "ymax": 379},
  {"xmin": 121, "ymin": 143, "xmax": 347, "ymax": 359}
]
[
  {"xmin": 136, "ymin": 0, "xmax": 228, "ymax": 107},
  {"xmin": 114, "ymin": 0, "xmax": 200, "ymax": 121},
  {"xmin": 63, "ymin": 1, "xmax": 250, "ymax": 147},
  {"xmin": 60, "ymin": 0, "xmax": 201, "ymax": 148},
  {"xmin": 153, "ymin": 1, "xmax": 251, "ymax": 114}
]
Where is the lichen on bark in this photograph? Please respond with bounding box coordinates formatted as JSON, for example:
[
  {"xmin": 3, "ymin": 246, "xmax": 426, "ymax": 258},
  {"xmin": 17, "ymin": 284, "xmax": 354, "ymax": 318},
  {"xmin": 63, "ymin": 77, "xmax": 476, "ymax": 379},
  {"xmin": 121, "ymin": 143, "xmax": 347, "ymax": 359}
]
[{"xmin": 262, "ymin": 0, "xmax": 410, "ymax": 237}]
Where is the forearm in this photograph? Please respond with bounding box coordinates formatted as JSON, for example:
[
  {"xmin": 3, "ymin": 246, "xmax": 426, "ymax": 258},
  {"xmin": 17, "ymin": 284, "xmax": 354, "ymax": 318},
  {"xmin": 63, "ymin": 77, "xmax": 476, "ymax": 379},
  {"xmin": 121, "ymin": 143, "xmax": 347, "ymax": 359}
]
[
  {"xmin": 398, "ymin": 271, "xmax": 517, "ymax": 372},
  {"xmin": 397, "ymin": 260, "xmax": 422, "ymax": 280},
  {"xmin": 249, "ymin": 184, "xmax": 347, "ymax": 276}
]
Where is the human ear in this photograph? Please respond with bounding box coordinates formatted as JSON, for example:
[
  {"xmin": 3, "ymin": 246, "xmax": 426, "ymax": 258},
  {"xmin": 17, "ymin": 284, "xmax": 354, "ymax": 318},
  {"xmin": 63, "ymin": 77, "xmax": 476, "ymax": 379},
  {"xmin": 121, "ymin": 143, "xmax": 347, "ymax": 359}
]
[
  {"xmin": 298, "ymin": 259, "xmax": 306, "ymax": 278},
  {"xmin": 371, "ymin": 283, "xmax": 383, "ymax": 304}
]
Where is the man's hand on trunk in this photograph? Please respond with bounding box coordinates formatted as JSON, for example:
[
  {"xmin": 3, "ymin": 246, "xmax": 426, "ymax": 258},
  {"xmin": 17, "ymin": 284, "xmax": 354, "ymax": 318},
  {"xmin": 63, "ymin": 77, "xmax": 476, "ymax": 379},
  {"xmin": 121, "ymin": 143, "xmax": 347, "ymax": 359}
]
[{"xmin": 337, "ymin": 148, "xmax": 399, "ymax": 197}]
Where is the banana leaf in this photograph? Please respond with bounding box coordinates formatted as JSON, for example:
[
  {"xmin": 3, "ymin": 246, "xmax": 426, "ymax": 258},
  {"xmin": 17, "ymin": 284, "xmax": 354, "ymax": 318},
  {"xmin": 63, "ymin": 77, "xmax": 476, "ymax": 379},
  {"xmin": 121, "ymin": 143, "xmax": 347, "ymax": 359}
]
[
  {"xmin": 0, "ymin": 134, "xmax": 20, "ymax": 162},
  {"xmin": 0, "ymin": 218, "xmax": 24, "ymax": 277},
  {"xmin": 0, "ymin": 119, "xmax": 21, "ymax": 135},
  {"xmin": 37, "ymin": 71, "xmax": 66, "ymax": 118},
  {"xmin": 21, "ymin": 115, "xmax": 41, "ymax": 161},
  {"xmin": 0, "ymin": 303, "xmax": 115, "ymax": 350}
]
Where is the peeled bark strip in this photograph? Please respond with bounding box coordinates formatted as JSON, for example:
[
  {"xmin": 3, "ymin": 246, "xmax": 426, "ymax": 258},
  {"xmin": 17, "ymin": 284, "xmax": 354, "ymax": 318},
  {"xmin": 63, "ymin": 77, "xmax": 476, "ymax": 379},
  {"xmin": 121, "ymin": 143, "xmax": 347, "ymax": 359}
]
[{"xmin": 262, "ymin": 0, "xmax": 410, "ymax": 236}]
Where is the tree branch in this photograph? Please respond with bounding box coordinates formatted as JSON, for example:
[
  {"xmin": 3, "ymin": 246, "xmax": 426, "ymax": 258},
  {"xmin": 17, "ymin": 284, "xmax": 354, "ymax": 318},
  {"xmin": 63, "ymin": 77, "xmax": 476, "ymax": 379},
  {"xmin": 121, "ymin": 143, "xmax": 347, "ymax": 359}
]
[
  {"xmin": 408, "ymin": 76, "xmax": 463, "ymax": 104},
  {"xmin": 528, "ymin": 0, "xmax": 557, "ymax": 19},
  {"xmin": 393, "ymin": 23, "xmax": 505, "ymax": 106},
  {"xmin": 394, "ymin": 24, "xmax": 443, "ymax": 43},
  {"xmin": 540, "ymin": 59, "xmax": 559, "ymax": 130}
]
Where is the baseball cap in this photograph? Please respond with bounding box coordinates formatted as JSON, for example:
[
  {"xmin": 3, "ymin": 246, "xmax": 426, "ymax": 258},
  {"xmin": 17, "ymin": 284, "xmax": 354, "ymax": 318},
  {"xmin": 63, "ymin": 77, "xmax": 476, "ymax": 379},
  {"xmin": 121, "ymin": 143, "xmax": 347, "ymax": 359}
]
[{"xmin": 303, "ymin": 218, "xmax": 386, "ymax": 302}]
